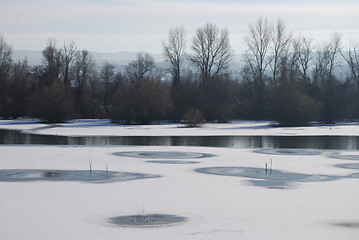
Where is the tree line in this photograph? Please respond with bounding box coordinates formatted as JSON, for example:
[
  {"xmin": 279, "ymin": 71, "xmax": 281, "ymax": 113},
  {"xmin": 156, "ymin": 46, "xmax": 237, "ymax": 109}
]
[{"xmin": 1, "ymin": 18, "xmax": 359, "ymax": 126}]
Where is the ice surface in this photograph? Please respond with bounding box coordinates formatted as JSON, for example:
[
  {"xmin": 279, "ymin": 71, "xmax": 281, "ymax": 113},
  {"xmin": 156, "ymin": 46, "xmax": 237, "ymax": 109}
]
[
  {"xmin": 1, "ymin": 120, "xmax": 359, "ymax": 240},
  {"xmin": 1, "ymin": 145, "xmax": 358, "ymax": 239},
  {"xmin": 0, "ymin": 169, "xmax": 160, "ymax": 183}
]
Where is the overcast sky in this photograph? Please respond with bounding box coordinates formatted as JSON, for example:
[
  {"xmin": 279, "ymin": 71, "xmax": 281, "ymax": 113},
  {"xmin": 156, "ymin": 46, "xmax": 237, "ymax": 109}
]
[{"xmin": 1, "ymin": 0, "xmax": 358, "ymax": 53}]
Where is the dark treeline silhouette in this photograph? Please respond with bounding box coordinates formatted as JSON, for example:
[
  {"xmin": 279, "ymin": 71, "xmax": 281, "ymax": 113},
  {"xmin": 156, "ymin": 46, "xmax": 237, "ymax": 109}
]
[{"xmin": 1, "ymin": 19, "xmax": 359, "ymax": 126}]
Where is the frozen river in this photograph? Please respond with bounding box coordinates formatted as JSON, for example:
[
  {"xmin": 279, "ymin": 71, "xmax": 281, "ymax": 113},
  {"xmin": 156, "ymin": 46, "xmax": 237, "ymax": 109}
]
[{"xmin": 1, "ymin": 120, "xmax": 359, "ymax": 240}]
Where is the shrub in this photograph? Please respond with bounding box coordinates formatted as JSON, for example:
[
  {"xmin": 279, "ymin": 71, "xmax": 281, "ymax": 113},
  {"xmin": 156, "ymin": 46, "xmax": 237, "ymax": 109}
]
[
  {"xmin": 181, "ymin": 107, "xmax": 205, "ymax": 127},
  {"xmin": 272, "ymin": 80, "xmax": 319, "ymax": 126}
]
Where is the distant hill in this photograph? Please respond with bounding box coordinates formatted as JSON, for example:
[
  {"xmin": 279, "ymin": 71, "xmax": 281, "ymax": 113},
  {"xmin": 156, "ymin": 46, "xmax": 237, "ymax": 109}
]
[
  {"xmin": 90, "ymin": 51, "xmax": 165, "ymax": 66},
  {"xmin": 12, "ymin": 50, "xmax": 246, "ymax": 79},
  {"xmin": 13, "ymin": 50, "xmax": 43, "ymax": 65},
  {"xmin": 13, "ymin": 50, "xmax": 166, "ymax": 67}
]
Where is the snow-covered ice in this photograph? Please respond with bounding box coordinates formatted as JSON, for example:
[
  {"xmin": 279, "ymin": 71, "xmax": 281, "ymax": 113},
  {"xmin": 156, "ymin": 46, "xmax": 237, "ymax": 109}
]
[
  {"xmin": 0, "ymin": 119, "xmax": 359, "ymax": 239},
  {"xmin": 2, "ymin": 119, "xmax": 359, "ymax": 136}
]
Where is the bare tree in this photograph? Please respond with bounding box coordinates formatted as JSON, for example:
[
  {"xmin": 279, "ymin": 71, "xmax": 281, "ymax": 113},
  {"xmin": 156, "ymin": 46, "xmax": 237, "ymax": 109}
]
[
  {"xmin": 101, "ymin": 62, "xmax": 117, "ymax": 117},
  {"xmin": 163, "ymin": 26, "xmax": 187, "ymax": 121},
  {"xmin": 190, "ymin": 23, "xmax": 232, "ymax": 81},
  {"xmin": 270, "ymin": 19, "xmax": 292, "ymax": 87},
  {"xmin": 0, "ymin": 34, "xmax": 13, "ymax": 79},
  {"xmin": 313, "ymin": 47, "xmax": 330, "ymax": 87},
  {"xmin": 313, "ymin": 32, "xmax": 342, "ymax": 88},
  {"xmin": 61, "ymin": 41, "xmax": 77, "ymax": 86},
  {"xmin": 293, "ymin": 36, "xmax": 313, "ymax": 84},
  {"xmin": 163, "ymin": 26, "xmax": 186, "ymax": 86},
  {"xmin": 73, "ymin": 49, "xmax": 96, "ymax": 116},
  {"xmin": 244, "ymin": 18, "xmax": 272, "ymax": 84},
  {"xmin": 74, "ymin": 50, "xmax": 95, "ymax": 90},
  {"xmin": 312, "ymin": 32, "xmax": 343, "ymax": 123},
  {"xmin": 126, "ymin": 53, "xmax": 155, "ymax": 81},
  {"xmin": 243, "ymin": 18, "xmax": 272, "ymax": 119},
  {"xmin": 0, "ymin": 34, "xmax": 13, "ymax": 87},
  {"xmin": 0, "ymin": 35, "xmax": 13, "ymax": 117},
  {"xmin": 42, "ymin": 39, "xmax": 62, "ymax": 84},
  {"xmin": 328, "ymin": 32, "xmax": 342, "ymax": 77},
  {"xmin": 341, "ymin": 41, "xmax": 359, "ymax": 86}
]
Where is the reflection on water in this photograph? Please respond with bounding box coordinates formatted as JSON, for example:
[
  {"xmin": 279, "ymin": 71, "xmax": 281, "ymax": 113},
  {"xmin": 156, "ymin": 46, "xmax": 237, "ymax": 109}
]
[{"xmin": 1, "ymin": 129, "xmax": 359, "ymax": 149}]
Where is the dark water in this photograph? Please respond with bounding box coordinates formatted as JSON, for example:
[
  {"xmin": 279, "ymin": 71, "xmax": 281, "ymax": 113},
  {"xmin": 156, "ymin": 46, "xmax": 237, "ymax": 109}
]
[{"xmin": 1, "ymin": 129, "xmax": 359, "ymax": 149}]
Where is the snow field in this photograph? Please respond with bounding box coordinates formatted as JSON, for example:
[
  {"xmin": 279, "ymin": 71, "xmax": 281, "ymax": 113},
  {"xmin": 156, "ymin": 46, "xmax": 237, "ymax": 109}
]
[
  {"xmin": 3, "ymin": 119, "xmax": 359, "ymax": 136},
  {"xmin": 1, "ymin": 145, "xmax": 358, "ymax": 240}
]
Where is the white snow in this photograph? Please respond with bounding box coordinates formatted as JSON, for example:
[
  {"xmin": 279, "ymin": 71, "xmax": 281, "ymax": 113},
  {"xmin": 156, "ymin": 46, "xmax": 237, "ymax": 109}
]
[
  {"xmin": 2, "ymin": 119, "xmax": 359, "ymax": 136},
  {"xmin": 0, "ymin": 119, "xmax": 359, "ymax": 239}
]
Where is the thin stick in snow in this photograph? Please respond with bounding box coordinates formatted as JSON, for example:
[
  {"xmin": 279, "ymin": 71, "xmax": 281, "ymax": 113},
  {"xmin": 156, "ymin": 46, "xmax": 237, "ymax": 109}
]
[
  {"xmin": 265, "ymin": 163, "xmax": 268, "ymax": 175},
  {"xmin": 88, "ymin": 154, "xmax": 93, "ymax": 173}
]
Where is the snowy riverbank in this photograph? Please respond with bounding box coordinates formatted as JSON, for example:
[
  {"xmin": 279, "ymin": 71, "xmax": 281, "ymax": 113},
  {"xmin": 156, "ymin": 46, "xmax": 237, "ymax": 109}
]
[{"xmin": 2, "ymin": 119, "xmax": 359, "ymax": 136}]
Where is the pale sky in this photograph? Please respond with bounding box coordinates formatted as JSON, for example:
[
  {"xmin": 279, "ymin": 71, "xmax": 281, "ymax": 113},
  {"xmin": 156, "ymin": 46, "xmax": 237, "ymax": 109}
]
[{"xmin": 1, "ymin": 0, "xmax": 359, "ymax": 53}]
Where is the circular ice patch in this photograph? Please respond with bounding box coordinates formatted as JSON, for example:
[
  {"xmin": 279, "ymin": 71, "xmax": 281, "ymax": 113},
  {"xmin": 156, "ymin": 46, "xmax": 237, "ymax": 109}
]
[
  {"xmin": 147, "ymin": 160, "xmax": 200, "ymax": 164},
  {"xmin": 0, "ymin": 169, "xmax": 160, "ymax": 183},
  {"xmin": 254, "ymin": 148, "xmax": 322, "ymax": 155},
  {"xmin": 328, "ymin": 155, "xmax": 359, "ymax": 161},
  {"xmin": 335, "ymin": 163, "xmax": 359, "ymax": 170},
  {"xmin": 194, "ymin": 167, "xmax": 335, "ymax": 189},
  {"xmin": 109, "ymin": 214, "xmax": 187, "ymax": 227},
  {"xmin": 114, "ymin": 151, "xmax": 213, "ymax": 159},
  {"xmin": 349, "ymin": 173, "xmax": 359, "ymax": 179},
  {"xmin": 195, "ymin": 167, "xmax": 321, "ymax": 181},
  {"xmin": 332, "ymin": 222, "xmax": 359, "ymax": 228}
]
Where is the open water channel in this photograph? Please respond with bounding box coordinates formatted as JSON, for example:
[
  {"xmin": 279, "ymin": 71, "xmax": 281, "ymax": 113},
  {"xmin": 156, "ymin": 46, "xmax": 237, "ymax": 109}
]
[{"xmin": 1, "ymin": 129, "xmax": 359, "ymax": 149}]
